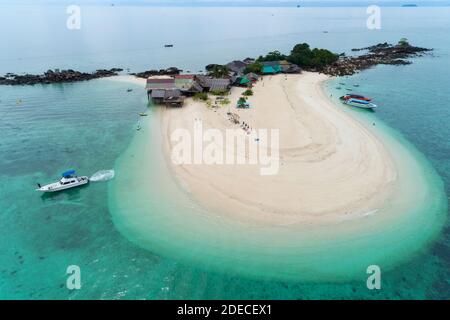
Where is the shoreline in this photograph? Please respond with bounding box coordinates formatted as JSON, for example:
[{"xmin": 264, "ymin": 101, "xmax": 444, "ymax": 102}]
[{"xmin": 108, "ymin": 73, "xmax": 447, "ymax": 281}]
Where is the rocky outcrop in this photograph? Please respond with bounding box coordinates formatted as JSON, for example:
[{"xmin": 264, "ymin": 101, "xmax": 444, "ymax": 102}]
[
  {"xmin": 132, "ymin": 67, "xmax": 182, "ymax": 78},
  {"xmin": 322, "ymin": 43, "xmax": 431, "ymax": 76},
  {"xmin": 0, "ymin": 68, "xmax": 123, "ymax": 85}
]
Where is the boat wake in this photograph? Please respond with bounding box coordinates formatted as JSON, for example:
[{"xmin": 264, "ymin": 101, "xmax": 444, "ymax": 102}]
[{"xmin": 90, "ymin": 170, "xmax": 115, "ymax": 182}]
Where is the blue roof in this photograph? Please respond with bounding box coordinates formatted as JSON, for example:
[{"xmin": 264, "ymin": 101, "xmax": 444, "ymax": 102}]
[
  {"xmin": 62, "ymin": 170, "xmax": 76, "ymax": 177},
  {"xmin": 262, "ymin": 66, "xmax": 276, "ymax": 74},
  {"xmin": 262, "ymin": 65, "xmax": 282, "ymax": 74}
]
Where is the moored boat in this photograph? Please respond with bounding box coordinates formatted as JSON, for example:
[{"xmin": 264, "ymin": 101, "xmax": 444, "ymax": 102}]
[
  {"xmin": 344, "ymin": 98, "xmax": 378, "ymax": 109},
  {"xmin": 340, "ymin": 94, "xmax": 372, "ymax": 101},
  {"xmin": 36, "ymin": 170, "xmax": 89, "ymax": 193}
]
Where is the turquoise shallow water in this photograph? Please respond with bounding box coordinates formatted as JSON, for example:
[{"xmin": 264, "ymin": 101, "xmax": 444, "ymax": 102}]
[{"xmin": 0, "ymin": 5, "xmax": 449, "ymax": 299}]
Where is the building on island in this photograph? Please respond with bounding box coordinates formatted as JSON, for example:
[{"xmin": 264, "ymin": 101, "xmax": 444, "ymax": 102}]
[
  {"xmin": 261, "ymin": 61, "xmax": 283, "ymax": 74},
  {"xmin": 174, "ymin": 74, "xmax": 203, "ymax": 96},
  {"xmin": 144, "ymin": 59, "xmax": 299, "ymax": 107},
  {"xmin": 261, "ymin": 61, "xmax": 301, "ymax": 74},
  {"xmin": 279, "ymin": 60, "xmax": 302, "ymax": 73},
  {"xmin": 196, "ymin": 75, "xmax": 232, "ymax": 93},
  {"xmin": 146, "ymin": 76, "xmax": 184, "ymax": 107},
  {"xmin": 243, "ymin": 57, "xmax": 256, "ymax": 65},
  {"xmin": 226, "ymin": 60, "xmax": 248, "ymax": 76},
  {"xmin": 235, "ymin": 72, "xmax": 260, "ymax": 87},
  {"xmin": 146, "ymin": 74, "xmax": 232, "ymax": 106}
]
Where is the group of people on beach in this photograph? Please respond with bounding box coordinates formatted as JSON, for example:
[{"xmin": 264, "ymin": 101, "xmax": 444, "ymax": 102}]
[{"xmin": 241, "ymin": 121, "xmax": 252, "ymax": 134}]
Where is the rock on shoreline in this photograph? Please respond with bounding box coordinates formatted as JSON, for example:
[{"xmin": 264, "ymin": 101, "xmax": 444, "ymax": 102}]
[
  {"xmin": 322, "ymin": 42, "xmax": 431, "ymax": 76},
  {"xmin": 0, "ymin": 68, "xmax": 123, "ymax": 86},
  {"xmin": 131, "ymin": 67, "xmax": 182, "ymax": 79}
]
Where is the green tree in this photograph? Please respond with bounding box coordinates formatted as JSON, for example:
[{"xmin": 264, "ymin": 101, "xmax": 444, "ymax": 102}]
[
  {"xmin": 244, "ymin": 61, "xmax": 264, "ymax": 74},
  {"xmin": 243, "ymin": 89, "xmax": 253, "ymax": 96},
  {"xmin": 288, "ymin": 43, "xmax": 313, "ymax": 68},
  {"xmin": 193, "ymin": 92, "xmax": 208, "ymax": 101},
  {"xmin": 208, "ymin": 65, "xmax": 230, "ymax": 78},
  {"xmin": 256, "ymin": 50, "xmax": 287, "ymax": 62},
  {"xmin": 310, "ymin": 48, "xmax": 339, "ymax": 68},
  {"xmin": 288, "ymin": 43, "xmax": 338, "ymax": 70},
  {"xmin": 398, "ymin": 38, "xmax": 410, "ymax": 46},
  {"xmin": 237, "ymin": 97, "xmax": 247, "ymax": 105}
]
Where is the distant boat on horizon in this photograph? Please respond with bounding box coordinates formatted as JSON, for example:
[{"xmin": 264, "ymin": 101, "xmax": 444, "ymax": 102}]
[{"xmin": 402, "ymin": 4, "xmax": 418, "ymax": 7}]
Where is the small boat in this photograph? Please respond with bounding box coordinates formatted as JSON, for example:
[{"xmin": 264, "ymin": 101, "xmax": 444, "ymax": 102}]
[
  {"xmin": 139, "ymin": 112, "xmax": 148, "ymax": 116},
  {"xmin": 36, "ymin": 170, "xmax": 89, "ymax": 193},
  {"xmin": 164, "ymin": 44, "xmax": 174, "ymax": 48},
  {"xmin": 344, "ymin": 98, "xmax": 378, "ymax": 109},
  {"xmin": 340, "ymin": 94, "xmax": 372, "ymax": 101},
  {"xmin": 137, "ymin": 124, "xmax": 141, "ymax": 131},
  {"xmin": 353, "ymin": 84, "xmax": 360, "ymax": 87},
  {"xmin": 127, "ymin": 89, "xmax": 133, "ymax": 92}
]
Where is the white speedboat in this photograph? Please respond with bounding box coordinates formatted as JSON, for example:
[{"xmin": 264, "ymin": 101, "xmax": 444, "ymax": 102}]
[
  {"xmin": 344, "ymin": 98, "xmax": 378, "ymax": 109},
  {"xmin": 36, "ymin": 170, "xmax": 89, "ymax": 193}
]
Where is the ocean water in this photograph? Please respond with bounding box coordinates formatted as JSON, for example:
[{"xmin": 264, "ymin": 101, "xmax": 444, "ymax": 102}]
[{"xmin": 0, "ymin": 5, "xmax": 449, "ymax": 299}]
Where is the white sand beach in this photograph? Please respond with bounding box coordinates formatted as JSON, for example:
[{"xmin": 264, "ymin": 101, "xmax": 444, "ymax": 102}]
[
  {"xmin": 159, "ymin": 72, "xmax": 398, "ymax": 226},
  {"xmin": 109, "ymin": 72, "xmax": 446, "ymax": 281},
  {"xmin": 106, "ymin": 75, "xmax": 147, "ymax": 86}
]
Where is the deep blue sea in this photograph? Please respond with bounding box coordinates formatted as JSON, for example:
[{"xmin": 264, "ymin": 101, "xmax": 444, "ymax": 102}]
[{"xmin": 0, "ymin": 5, "xmax": 449, "ymax": 299}]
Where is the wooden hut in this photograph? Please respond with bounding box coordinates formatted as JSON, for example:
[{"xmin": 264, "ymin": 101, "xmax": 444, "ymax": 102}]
[
  {"xmin": 196, "ymin": 75, "xmax": 231, "ymax": 93},
  {"xmin": 174, "ymin": 74, "xmax": 203, "ymax": 96},
  {"xmin": 146, "ymin": 76, "xmax": 184, "ymax": 107},
  {"xmin": 226, "ymin": 60, "xmax": 247, "ymax": 76}
]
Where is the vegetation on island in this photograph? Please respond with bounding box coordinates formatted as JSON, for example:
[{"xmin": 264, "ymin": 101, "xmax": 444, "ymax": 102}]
[
  {"xmin": 219, "ymin": 98, "xmax": 231, "ymax": 106},
  {"xmin": 257, "ymin": 50, "xmax": 287, "ymax": 62},
  {"xmin": 238, "ymin": 97, "xmax": 247, "ymax": 105},
  {"xmin": 243, "ymin": 89, "xmax": 254, "ymax": 96},
  {"xmin": 210, "ymin": 89, "xmax": 230, "ymax": 96},
  {"xmin": 244, "ymin": 61, "xmax": 263, "ymax": 74},
  {"xmin": 287, "ymin": 43, "xmax": 339, "ymax": 70},
  {"xmin": 398, "ymin": 38, "xmax": 410, "ymax": 46},
  {"xmin": 243, "ymin": 44, "xmax": 339, "ymax": 74},
  {"xmin": 193, "ymin": 92, "xmax": 209, "ymax": 101},
  {"xmin": 207, "ymin": 65, "xmax": 230, "ymax": 78}
]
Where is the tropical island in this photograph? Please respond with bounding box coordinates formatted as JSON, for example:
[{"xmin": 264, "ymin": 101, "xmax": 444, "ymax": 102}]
[
  {"xmin": 0, "ymin": 40, "xmax": 430, "ymax": 86},
  {"xmin": 107, "ymin": 36, "xmax": 446, "ymax": 283},
  {"xmin": 115, "ymin": 39, "xmax": 432, "ymax": 228}
]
